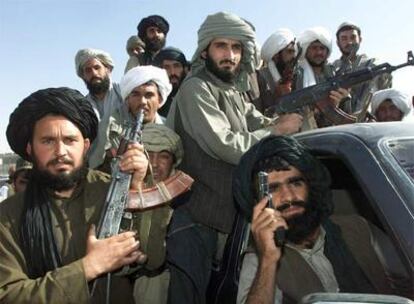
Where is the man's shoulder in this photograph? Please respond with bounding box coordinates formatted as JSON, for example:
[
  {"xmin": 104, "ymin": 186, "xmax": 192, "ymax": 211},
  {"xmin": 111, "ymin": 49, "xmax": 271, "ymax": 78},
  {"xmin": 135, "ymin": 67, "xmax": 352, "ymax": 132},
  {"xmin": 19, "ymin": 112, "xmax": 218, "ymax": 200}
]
[
  {"xmin": 0, "ymin": 192, "xmax": 25, "ymax": 228},
  {"xmin": 86, "ymin": 169, "xmax": 111, "ymax": 184}
]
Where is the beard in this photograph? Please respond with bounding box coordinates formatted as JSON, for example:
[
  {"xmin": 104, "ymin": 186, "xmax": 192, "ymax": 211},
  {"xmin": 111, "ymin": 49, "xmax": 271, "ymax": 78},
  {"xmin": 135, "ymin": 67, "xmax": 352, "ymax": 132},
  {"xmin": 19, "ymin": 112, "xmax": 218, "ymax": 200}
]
[
  {"xmin": 205, "ymin": 54, "xmax": 239, "ymax": 83},
  {"xmin": 144, "ymin": 36, "xmax": 166, "ymax": 53},
  {"xmin": 282, "ymin": 196, "xmax": 324, "ymax": 244},
  {"xmin": 340, "ymin": 43, "xmax": 360, "ymax": 57},
  {"xmin": 169, "ymin": 72, "xmax": 187, "ymax": 91},
  {"xmin": 31, "ymin": 157, "xmax": 88, "ymax": 192},
  {"xmin": 85, "ymin": 75, "xmax": 110, "ymax": 96}
]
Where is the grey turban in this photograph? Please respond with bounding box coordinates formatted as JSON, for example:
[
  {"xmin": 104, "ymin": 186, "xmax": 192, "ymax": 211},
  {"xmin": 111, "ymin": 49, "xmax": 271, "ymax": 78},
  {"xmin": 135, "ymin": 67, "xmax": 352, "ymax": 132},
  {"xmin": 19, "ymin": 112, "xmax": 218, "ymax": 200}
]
[
  {"xmin": 142, "ymin": 123, "xmax": 183, "ymax": 168},
  {"xmin": 6, "ymin": 87, "xmax": 98, "ymax": 161},
  {"xmin": 192, "ymin": 12, "xmax": 260, "ymax": 90},
  {"xmin": 75, "ymin": 48, "xmax": 114, "ymax": 78}
]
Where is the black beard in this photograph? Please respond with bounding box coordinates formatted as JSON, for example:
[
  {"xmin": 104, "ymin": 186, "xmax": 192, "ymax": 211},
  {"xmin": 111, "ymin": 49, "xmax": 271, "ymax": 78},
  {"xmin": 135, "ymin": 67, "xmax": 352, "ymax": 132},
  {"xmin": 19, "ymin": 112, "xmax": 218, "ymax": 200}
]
[
  {"xmin": 307, "ymin": 58, "xmax": 326, "ymax": 68},
  {"xmin": 86, "ymin": 76, "xmax": 110, "ymax": 96},
  {"xmin": 275, "ymin": 60, "xmax": 287, "ymax": 74},
  {"xmin": 284, "ymin": 196, "xmax": 324, "ymax": 244},
  {"xmin": 169, "ymin": 72, "xmax": 187, "ymax": 91},
  {"xmin": 144, "ymin": 36, "xmax": 166, "ymax": 53},
  {"xmin": 205, "ymin": 55, "xmax": 238, "ymax": 83},
  {"xmin": 31, "ymin": 162, "xmax": 88, "ymax": 192}
]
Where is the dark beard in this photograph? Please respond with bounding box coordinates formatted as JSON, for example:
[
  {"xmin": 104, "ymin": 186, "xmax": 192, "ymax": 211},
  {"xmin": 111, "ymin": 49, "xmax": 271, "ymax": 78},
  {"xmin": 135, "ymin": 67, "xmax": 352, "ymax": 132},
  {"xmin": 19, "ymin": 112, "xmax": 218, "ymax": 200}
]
[
  {"xmin": 144, "ymin": 36, "xmax": 166, "ymax": 53},
  {"xmin": 169, "ymin": 72, "xmax": 187, "ymax": 91},
  {"xmin": 284, "ymin": 197, "xmax": 324, "ymax": 244},
  {"xmin": 275, "ymin": 59, "xmax": 287, "ymax": 74},
  {"xmin": 205, "ymin": 55, "xmax": 239, "ymax": 83},
  {"xmin": 85, "ymin": 76, "xmax": 110, "ymax": 96},
  {"xmin": 307, "ymin": 58, "xmax": 326, "ymax": 68},
  {"xmin": 31, "ymin": 162, "xmax": 88, "ymax": 192}
]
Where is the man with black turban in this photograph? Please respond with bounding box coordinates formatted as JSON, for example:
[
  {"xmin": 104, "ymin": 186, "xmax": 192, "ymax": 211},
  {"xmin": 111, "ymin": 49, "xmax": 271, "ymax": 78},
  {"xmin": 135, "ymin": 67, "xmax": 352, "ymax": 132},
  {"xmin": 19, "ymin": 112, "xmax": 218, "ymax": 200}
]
[
  {"xmin": 0, "ymin": 87, "xmax": 149, "ymax": 303},
  {"xmin": 164, "ymin": 11, "xmax": 303, "ymax": 304},
  {"xmin": 233, "ymin": 135, "xmax": 407, "ymax": 303},
  {"xmin": 154, "ymin": 47, "xmax": 189, "ymax": 117},
  {"xmin": 128, "ymin": 14, "xmax": 169, "ymax": 68}
]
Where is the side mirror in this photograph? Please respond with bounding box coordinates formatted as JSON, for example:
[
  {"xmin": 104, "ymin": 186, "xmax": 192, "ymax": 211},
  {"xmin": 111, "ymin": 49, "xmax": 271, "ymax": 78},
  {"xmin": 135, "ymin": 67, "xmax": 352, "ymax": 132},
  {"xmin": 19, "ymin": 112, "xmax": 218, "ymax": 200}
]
[{"xmin": 300, "ymin": 292, "xmax": 414, "ymax": 304}]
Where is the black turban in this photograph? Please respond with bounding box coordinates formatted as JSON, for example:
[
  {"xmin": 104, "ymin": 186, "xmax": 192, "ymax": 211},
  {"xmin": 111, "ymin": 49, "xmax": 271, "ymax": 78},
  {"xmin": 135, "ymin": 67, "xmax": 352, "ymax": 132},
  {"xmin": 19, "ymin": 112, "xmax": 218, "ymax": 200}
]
[
  {"xmin": 153, "ymin": 46, "xmax": 189, "ymax": 68},
  {"xmin": 137, "ymin": 15, "xmax": 169, "ymax": 40},
  {"xmin": 232, "ymin": 135, "xmax": 331, "ymax": 221},
  {"xmin": 6, "ymin": 87, "xmax": 98, "ymax": 161}
]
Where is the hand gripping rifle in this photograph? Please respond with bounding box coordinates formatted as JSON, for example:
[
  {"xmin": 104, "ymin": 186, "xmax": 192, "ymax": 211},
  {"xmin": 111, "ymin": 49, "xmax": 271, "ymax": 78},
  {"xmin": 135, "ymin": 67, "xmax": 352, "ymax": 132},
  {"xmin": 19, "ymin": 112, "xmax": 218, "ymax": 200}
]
[
  {"xmin": 91, "ymin": 109, "xmax": 144, "ymax": 303},
  {"xmin": 265, "ymin": 51, "xmax": 414, "ymax": 125}
]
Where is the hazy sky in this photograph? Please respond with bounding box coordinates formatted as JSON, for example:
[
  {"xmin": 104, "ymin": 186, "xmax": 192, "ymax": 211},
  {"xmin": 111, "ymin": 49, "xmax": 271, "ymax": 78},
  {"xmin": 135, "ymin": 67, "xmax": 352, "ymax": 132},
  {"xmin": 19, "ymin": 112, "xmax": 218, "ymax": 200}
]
[{"xmin": 1, "ymin": 0, "xmax": 413, "ymax": 153}]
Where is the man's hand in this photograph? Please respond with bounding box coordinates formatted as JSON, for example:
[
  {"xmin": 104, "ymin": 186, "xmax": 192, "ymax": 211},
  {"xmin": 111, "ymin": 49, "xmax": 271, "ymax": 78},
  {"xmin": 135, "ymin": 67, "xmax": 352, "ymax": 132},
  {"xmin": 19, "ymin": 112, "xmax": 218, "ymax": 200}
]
[
  {"xmin": 82, "ymin": 225, "xmax": 147, "ymax": 281},
  {"xmin": 272, "ymin": 113, "xmax": 303, "ymax": 135},
  {"xmin": 251, "ymin": 197, "xmax": 287, "ymax": 263},
  {"xmin": 329, "ymin": 87, "xmax": 350, "ymax": 107},
  {"xmin": 274, "ymin": 82, "xmax": 292, "ymax": 97},
  {"xmin": 119, "ymin": 142, "xmax": 148, "ymax": 190}
]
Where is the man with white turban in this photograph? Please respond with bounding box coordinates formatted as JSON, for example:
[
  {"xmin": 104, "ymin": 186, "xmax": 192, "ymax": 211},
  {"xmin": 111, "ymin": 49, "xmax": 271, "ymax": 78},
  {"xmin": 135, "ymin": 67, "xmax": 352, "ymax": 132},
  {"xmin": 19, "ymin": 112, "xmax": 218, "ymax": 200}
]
[
  {"xmin": 75, "ymin": 48, "xmax": 128, "ymax": 169},
  {"xmin": 333, "ymin": 22, "xmax": 392, "ymax": 114},
  {"xmin": 296, "ymin": 26, "xmax": 350, "ymax": 130},
  {"xmin": 371, "ymin": 88, "xmax": 412, "ymax": 122},
  {"xmin": 103, "ymin": 65, "xmax": 172, "ymax": 173},
  {"xmin": 260, "ymin": 28, "xmax": 298, "ymax": 96},
  {"xmin": 165, "ymin": 11, "xmax": 303, "ymax": 304}
]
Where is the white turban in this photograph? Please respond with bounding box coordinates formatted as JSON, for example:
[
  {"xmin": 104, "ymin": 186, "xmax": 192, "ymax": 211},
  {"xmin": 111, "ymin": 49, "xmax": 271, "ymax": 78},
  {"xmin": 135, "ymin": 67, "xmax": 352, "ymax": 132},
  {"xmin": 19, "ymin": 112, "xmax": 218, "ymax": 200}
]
[
  {"xmin": 261, "ymin": 28, "xmax": 296, "ymax": 82},
  {"xmin": 372, "ymin": 89, "xmax": 412, "ymax": 117},
  {"xmin": 298, "ymin": 26, "xmax": 332, "ymax": 57},
  {"xmin": 120, "ymin": 65, "xmax": 172, "ymax": 107},
  {"xmin": 298, "ymin": 26, "xmax": 332, "ymax": 88},
  {"xmin": 75, "ymin": 48, "xmax": 114, "ymax": 78}
]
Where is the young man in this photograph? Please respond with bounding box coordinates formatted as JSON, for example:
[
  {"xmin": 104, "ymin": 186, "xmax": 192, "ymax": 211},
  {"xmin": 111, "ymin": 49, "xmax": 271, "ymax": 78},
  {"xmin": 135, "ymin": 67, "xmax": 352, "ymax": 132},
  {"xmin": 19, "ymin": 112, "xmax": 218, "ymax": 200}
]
[
  {"xmin": 0, "ymin": 87, "xmax": 148, "ymax": 303},
  {"xmin": 75, "ymin": 48, "xmax": 128, "ymax": 169},
  {"xmin": 12, "ymin": 158, "xmax": 32, "ymax": 194},
  {"xmin": 371, "ymin": 88, "xmax": 412, "ymax": 122},
  {"xmin": 333, "ymin": 22, "xmax": 392, "ymax": 114},
  {"xmin": 165, "ymin": 11, "xmax": 303, "ymax": 304},
  {"xmin": 296, "ymin": 27, "xmax": 350, "ymax": 129},
  {"xmin": 233, "ymin": 135, "xmax": 409, "ymax": 303},
  {"xmin": 154, "ymin": 47, "xmax": 189, "ymax": 117}
]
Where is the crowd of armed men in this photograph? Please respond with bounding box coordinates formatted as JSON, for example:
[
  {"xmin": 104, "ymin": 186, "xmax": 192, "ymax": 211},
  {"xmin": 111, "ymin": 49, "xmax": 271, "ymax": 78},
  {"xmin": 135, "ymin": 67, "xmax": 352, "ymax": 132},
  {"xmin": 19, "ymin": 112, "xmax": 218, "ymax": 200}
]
[{"xmin": 0, "ymin": 12, "xmax": 412, "ymax": 304}]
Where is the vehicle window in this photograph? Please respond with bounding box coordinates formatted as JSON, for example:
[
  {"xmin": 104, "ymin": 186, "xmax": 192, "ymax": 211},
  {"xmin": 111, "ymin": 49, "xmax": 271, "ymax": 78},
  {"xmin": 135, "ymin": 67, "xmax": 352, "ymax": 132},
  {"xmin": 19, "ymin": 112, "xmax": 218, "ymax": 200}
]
[{"xmin": 383, "ymin": 138, "xmax": 414, "ymax": 182}]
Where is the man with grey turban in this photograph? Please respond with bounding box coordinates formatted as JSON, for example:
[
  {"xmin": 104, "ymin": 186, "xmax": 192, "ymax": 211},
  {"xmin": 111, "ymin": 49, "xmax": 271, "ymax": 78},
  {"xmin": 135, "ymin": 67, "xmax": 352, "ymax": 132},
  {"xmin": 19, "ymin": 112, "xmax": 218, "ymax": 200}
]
[
  {"xmin": 133, "ymin": 123, "xmax": 183, "ymax": 304},
  {"xmin": 165, "ymin": 11, "xmax": 303, "ymax": 304},
  {"xmin": 154, "ymin": 47, "xmax": 190, "ymax": 117},
  {"xmin": 75, "ymin": 48, "xmax": 128, "ymax": 169},
  {"xmin": 333, "ymin": 22, "xmax": 392, "ymax": 114},
  {"xmin": 124, "ymin": 35, "xmax": 146, "ymax": 73},
  {"xmin": 296, "ymin": 26, "xmax": 350, "ymax": 130},
  {"xmin": 0, "ymin": 87, "xmax": 149, "ymax": 303},
  {"xmin": 371, "ymin": 88, "xmax": 412, "ymax": 122}
]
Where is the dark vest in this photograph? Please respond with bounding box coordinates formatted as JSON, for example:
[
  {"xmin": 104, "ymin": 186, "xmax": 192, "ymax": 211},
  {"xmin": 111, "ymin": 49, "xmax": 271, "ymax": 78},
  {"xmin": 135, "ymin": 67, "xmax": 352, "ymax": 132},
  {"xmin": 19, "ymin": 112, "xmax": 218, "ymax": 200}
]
[
  {"xmin": 276, "ymin": 215, "xmax": 391, "ymax": 303},
  {"xmin": 174, "ymin": 69, "xmax": 250, "ymax": 233}
]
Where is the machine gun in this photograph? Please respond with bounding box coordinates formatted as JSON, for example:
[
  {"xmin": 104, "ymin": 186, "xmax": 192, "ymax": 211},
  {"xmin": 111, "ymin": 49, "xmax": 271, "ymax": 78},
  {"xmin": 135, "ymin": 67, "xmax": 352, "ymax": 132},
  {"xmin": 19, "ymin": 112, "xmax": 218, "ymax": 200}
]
[
  {"xmin": 265, "ymin": 51, "xmax": 414, "ymax": 125},
  {"xmin": 96, "ymin": 109, "xmax": 145, "ymax": 240}
]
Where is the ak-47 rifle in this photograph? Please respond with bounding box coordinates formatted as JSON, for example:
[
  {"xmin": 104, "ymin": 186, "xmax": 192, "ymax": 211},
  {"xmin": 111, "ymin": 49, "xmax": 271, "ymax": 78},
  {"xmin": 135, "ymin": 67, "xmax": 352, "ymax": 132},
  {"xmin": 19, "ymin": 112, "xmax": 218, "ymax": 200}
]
[{"xmin": 265, "ymin": 51, "xmax": 414, "ymax": 125}]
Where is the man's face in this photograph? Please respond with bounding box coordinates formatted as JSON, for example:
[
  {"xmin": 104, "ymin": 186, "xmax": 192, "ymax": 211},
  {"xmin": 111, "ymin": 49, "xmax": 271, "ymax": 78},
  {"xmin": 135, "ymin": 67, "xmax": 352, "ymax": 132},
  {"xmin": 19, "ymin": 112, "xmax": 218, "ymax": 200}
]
[
  {"xmin": 161, "ymin": 59, "xmax": 187, "ymax": 90},
  {"xmin": 82, "ymin": 58, "xmax": 111, "ymax": 95},
  {"xmin": 272, "ymin": 42, "xmax": 296, "ymax": 66},
  {"xmin": 148, "ymin": 150, "xmax": 174, "ymax": 183},
  {"xmin": 305, "ymin": 41, "xmax": 329, "ymax": 67},
  {"xmin": 375, "ymin": 100, "xmax": 404, "ymax": 122},
  {"xmin": 26, "ymin": 115, "xmax": 90, "ymax": 191},
  {"xmin": 13, "ymin": 169, "xmax": 30, "ymax": 193},
  {"xmin": 268, "ymin": 166, "xmax": 308, "ymax": 220},
  {"xmin": 144, "ymin": 26, "xmax": 166, "ymax": 52},
  {"xmin": 202, "ymin": 38, "xmax": 243, "ymax": 83},
  {"xmin": 337, "ymin": 29, "xmax": 361, "ymax": 56},
  {"xmin": 127, "ymin": 83, "xmax": 161, "ymax": 123}
]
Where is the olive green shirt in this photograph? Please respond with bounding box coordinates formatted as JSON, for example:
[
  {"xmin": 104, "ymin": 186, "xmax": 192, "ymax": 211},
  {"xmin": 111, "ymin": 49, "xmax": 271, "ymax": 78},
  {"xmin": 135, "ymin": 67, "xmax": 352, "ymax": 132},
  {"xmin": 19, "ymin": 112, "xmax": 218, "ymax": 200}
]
[{"xmin": 0, "ymin": 170, "xmax": 135, "ymax": 304}]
